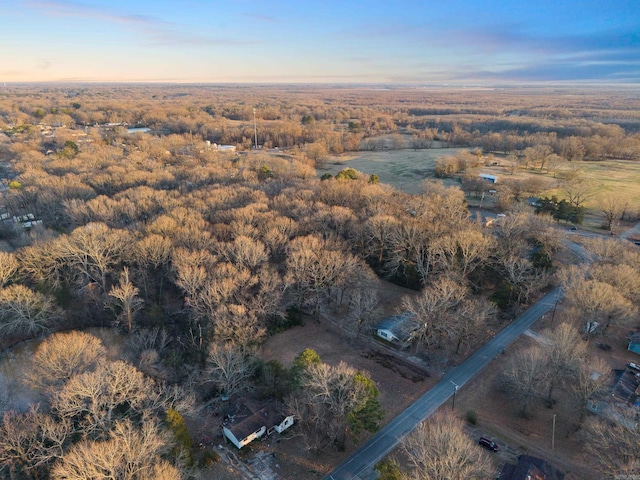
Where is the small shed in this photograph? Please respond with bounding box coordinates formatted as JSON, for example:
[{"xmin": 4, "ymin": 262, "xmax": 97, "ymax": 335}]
[
  {"xmin": 479, "ymin": 173, "xmax": 499, "ymax": 183},
  {"xmin": 375, "ymin": 312, "xmax": 414, "ymax": 344},
  {"xmin": 627, "ymin": 332, "xmax": 640, "ymax": 355}
]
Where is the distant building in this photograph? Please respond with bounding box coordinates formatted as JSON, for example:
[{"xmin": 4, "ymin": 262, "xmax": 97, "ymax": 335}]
[
  {"xmin": 479, "ymin": 173, "xmax": 499, "ymax": 183},
  {"xmin": 211, "ymin": 143, "xmax": 237, "ymax": 153},
  {"xmin": 10, "ymin": 213, "xmax": 43, "ymax": 230}
]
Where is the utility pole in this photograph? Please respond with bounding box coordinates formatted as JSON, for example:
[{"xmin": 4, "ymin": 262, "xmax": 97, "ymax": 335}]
[
  {"xmin": 550, "ymin": 301, "xmax": 558, "ymax": 326},
  {"xmin": 552, "ymin": 413, "xmax": 556, "ymax": 450},
  {"xmin": 253, "ymin": 107, "xmax": 258, "ymax": 149},
  {"xmin": 450, "ymin": 381, "xmax": 459, "ymax": 410}
]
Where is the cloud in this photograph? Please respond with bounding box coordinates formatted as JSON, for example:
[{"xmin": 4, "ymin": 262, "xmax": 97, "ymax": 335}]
[
  {"xmin": 23, "ymin": 0, "xmax": 244, "ymax": 46},
  {"xmin": 446, "ymin": 25, "xmax": 640, "ymax": 83},
  {"xmin": 443, "ymin": 24, "xmax": 640, "ymax": 58},
  {"xmin": 37, "ymin": 58, "xmax": 52, "ymax": 70},
  {"xmin": 453, "ymin": 60, "xmax": 640, "ymax": 83}
]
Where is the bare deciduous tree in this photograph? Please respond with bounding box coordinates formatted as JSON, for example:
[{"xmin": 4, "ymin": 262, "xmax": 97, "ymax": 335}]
[
  {"xmin": 345, "ymin": 281, "xmax": 381, "ymax": 337},
  {"xmin": 590, "ymin": 263, "xmax": 640, "ymax": 305},
  {"xmin": 223, "ymin": 235, "xmax": 268, "ymax": 273},
  {"xmin": 288, "ymin": 360, "xmax": 382, "ymax": 452},
  {"xmin": 0, "ymin": 284, "xmax": 62, "ymax": 337},
  {"xmin": 451, "ymin": 296, "xmax": 496, "ymax": 355},
  {"xmin": 583, "ymin": 405, "xmax": 640, "ymax": 477},
  {"xmin": 500, "ymin": 346, "xmax": 549, "ymax": 418},
  {"xmin": 402, "ymin": 411, "xmax": 493, "ymax": 480},
  {"xmin": 51, "ymin": 419, "xmax": 182, "ymax": 480},
  {"xmin": 562, "ymin": 274, "xmax": 636, "ymax": 337},
  {"xmin": 571, "ymin": 357, "xmax": 611, "ymax": 423},
  {"xmin": 401, "ymin": 277, "xmax": 465, "ymax": 350},
  {"xmin": 133, "ymin": 234, "xmax": 173, "ymax": 302},
  {"xmin": 0, "ymin": 251, "xmax": 19, "ymax": 288},
  {"xmin": 285, "ymin": 235, "xmax": 359, "ymax": 318},
  {"xmin": 213, "ymin": 303, "xmax": 266, "ymax": 349},
  {"xmin": 0, "ymin": 406, "xmax": 73, "ymax": 477},
  {"xmin": 52, "ymin": 360, "xmax": 156, "ymax": 439},
  {"xmin": 539, "ymin": 322, "xmax": 586, "ymax": 406},
  {"xmin": 361, "ymin": 214, "xmax": 400, "ymax": 264},
  {"xmin": 26, "ymin": 331, "xmax": 106, "ymax": 396},
  {"xmin": 498, "ymin": 254, "xmax": 551, "ymax": 307},
  {"xmin": 17, "ymin": 240, "xmax": 67, "ymax": 291},
  {"xmin": 597, "ymin": 193, "xmax": 627, "ymax": 231},
  {"xmin": 562, "ymin": 174, "xmax": 595, "ymax": 209},
  {"xmin": 58, "ymin": 222, "xmax": 133, "ymax": 293},
  {"xmin": 204, "ymin": 343, "xmax": 254, "ymax": 400},
  {"xmin": 109, "ymin": 267, "xmax": 144, "ymax": 332}
]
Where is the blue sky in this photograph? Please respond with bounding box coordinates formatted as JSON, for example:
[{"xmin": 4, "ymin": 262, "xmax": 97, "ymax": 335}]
[{"xmin": 2, "ymin": 0, "xmax": 639, "ymax": 83}]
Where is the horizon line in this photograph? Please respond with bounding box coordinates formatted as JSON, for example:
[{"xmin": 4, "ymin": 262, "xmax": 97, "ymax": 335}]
[{"xmin": 2, "ymin": 80, "xmax": 640, "ymax": 89}]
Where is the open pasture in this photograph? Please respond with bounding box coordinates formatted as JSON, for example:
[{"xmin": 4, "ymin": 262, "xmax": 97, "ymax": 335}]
[
  {"xmin": 547, "ymin": 160, "xmax": 640, "ymax": 208},
  {"xmin": 321, "ymin": 147, "xmax": 463, "ymax": 194}
]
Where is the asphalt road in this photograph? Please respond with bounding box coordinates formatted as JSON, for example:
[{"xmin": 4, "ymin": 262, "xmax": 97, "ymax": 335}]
[{"xmin": 324, "ymin": 286, "xmax": 564, "ymax": 480}]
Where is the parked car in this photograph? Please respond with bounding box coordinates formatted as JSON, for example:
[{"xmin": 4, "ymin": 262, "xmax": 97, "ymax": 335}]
[{"xmin": 478, "ymin": 437, "xmax": 499, "ymax": 452}]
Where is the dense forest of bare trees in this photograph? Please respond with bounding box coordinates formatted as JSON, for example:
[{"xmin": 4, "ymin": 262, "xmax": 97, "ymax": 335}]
[{"xmin": 1, "ymin": 84, "xmax": 639, "ymax": 478}]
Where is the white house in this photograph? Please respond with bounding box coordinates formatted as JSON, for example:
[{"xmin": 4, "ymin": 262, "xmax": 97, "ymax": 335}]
[
  {"xmin": 211, "ymin": 143, "xmax": 237, "ymax": 153},
  {"xmin": 222, "ymin": 403, "xmax": 294, "ymax": 449}
]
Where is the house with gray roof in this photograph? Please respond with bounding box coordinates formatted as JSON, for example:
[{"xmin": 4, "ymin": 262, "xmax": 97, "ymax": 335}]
[
  {"xmin": 375, "ymin": 312, "xmax": 414, "ymax": 345},
  {"xmin": 222, "ymin": 400, "xmax": 294, "ymax": 449}
]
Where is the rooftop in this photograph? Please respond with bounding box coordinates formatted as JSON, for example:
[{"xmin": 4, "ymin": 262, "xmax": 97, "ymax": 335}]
[{"xmin": 224, "ymin": 399, "xmax": 288, "ymax": 441}]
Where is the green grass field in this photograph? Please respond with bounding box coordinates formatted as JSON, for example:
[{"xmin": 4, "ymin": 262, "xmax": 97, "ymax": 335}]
[
  {"xmin": 544, "ymin": 160, "xmax": 640, "ymax": 208},
  {"xmin": 322, "ymin": 147, "xmax": 463, "ymax": 194},
  {"xmin": 320, "ymin": 148, "xmax": 640, "ymax": 230},
  {"xmin": 323, "ymin": 148, "xmax": 640, "ymax": 208}
]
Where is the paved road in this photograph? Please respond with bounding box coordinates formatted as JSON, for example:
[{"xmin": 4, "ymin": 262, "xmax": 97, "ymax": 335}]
[{"xmin": 324, "ymin": 287, "xmax": 564, "ymax": 480}]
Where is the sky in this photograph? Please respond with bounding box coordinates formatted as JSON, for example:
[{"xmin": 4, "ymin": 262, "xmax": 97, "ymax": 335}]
[{"xmin": 2, "ymin": 0, "xmax": 639, "ymax": 84}]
